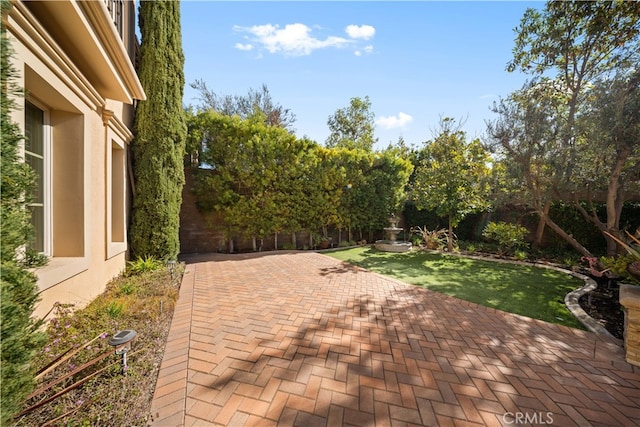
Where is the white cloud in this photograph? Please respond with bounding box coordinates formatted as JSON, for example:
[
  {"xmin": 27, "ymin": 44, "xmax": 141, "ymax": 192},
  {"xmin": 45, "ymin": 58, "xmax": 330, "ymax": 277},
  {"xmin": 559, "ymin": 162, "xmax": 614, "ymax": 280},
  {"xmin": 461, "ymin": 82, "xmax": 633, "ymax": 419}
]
[
  {"xmin": 345, "ymin": 25, "xmax": 376, "ymax": 40},
  {"xmin": 233, "ymin": 23, "xmax": 349, "ymax": 56},
  {"xmin": 234, "ymin": 43, "xmax": 254, "ymax": 51},
  {"xmin": 376, "ymin": 112, "xmax": 414, "ymax": 129},
  {"xmin": 354, "ymin": 45, "xmax": 374, "ymax": 56}
]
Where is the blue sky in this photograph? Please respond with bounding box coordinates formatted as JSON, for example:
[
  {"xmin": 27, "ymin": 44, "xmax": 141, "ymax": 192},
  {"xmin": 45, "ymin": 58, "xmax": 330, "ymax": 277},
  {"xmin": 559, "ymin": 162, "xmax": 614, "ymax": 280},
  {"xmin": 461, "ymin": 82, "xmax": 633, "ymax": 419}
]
[{"xmin": 180, "ymin": 1, "xmax": 542, "ymax": 150}]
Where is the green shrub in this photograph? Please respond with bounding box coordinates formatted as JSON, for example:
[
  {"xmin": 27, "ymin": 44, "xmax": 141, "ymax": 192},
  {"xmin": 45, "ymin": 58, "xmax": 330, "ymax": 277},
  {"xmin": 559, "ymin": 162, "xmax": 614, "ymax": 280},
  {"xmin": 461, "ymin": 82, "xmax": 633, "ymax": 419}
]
[
  {"xmin": 129, "ymin": 0, "xmax": 186, "ymax": 260},
  {"xmin": 601, "ymin": 253, "xmax": 640, "ymax": 285},
  {"xmin": 514, "ymin": 250, "xmax": 528, "ymax": 261},
  {"xmin": 410, "ymin": 226, "xmax": 448, "ymax": 250},
  {"xmin": 118, "ymin": 282, "xmax": 138, "ymax": 295},
  {"xmin": 462, "ymin": 242, "xmax": 477, "ymax": 253},
  {"xmin": 1, "ymin": 4, "xmax": 46, "ymax": 423},
  {"xmin": 106, "ymin": 301, "xmax": 125, "ymax": 318},
  {"xmin": 23, "ymin": 248, "xmax": 48, "ymax": 268},
  {"xmin": 482, "ymin": 221, "xmax": 529, "ymax": 256},
  {"xmin": 0, "ymin": 264, "xmax": 46, "ymax": 424},
  {"xmin": 126, "ymin": 256, "xmax": 163, "ymax": 276}
]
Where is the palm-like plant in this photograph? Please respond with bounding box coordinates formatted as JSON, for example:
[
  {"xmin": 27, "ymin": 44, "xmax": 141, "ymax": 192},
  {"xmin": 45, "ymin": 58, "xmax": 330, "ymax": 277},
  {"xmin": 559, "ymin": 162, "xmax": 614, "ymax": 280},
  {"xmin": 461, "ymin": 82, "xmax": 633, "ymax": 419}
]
[{"xmin": 410, "ymin": 226, "xmax": 451, "ymax": 250}]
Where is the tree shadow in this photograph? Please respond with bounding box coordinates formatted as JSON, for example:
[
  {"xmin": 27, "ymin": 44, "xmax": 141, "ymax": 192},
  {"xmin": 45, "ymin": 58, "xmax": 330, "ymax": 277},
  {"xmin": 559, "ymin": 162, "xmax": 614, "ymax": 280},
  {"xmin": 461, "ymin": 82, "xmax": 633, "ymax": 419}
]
[
  {"xmin": 188, "ymin": 256, "xmax": 631, "ymax": 426},
  {"xmin": 330, "ymin": 249, "xmax": 586, "ymax": 329},
  {"xmin": 318, "ymin": 263, "xmax": 362, "ymax": 276},
  {"xmin": 198, "ymin": 285, "xmax": 582, "ymax": 424},
  {"xmin": 180, "ymin": 250, "xmax": 308, "ymax": 263}
]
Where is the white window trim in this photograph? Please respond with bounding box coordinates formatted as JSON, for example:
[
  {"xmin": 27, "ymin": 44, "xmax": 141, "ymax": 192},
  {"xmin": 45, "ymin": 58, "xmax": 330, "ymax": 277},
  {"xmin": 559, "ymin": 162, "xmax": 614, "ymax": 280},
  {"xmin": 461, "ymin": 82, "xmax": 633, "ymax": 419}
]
[
  {"xmin": 26, "ymin": 97, "xmax": 52, "ymax": 256},
  {"xmin": 106, "ymin": 133, "xmax": 127, "ymax": 259},
  {"xmin": 103, "ymin": 109, "xmax": 130, "ymax": 260}
]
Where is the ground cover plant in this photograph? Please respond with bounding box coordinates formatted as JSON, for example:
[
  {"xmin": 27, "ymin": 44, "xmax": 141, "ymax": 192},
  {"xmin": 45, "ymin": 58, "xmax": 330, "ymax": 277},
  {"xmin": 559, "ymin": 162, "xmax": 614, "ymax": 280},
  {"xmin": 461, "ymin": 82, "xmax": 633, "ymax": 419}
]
[
  {"xmin": 15, "ymin": 260, "xmax": 182, "ymax": 427},
  {"xmin": 326, "ymin": 247, "xmax": 585, "ymax": 330}
]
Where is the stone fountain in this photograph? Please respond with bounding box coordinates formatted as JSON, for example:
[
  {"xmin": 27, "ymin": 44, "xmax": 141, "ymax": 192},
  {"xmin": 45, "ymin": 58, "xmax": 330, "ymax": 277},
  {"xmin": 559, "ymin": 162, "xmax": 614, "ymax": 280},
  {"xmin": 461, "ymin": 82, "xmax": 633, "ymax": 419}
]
[{"xmin": 374, "ymin": 214, "xmax": 412, "ymax": 252}]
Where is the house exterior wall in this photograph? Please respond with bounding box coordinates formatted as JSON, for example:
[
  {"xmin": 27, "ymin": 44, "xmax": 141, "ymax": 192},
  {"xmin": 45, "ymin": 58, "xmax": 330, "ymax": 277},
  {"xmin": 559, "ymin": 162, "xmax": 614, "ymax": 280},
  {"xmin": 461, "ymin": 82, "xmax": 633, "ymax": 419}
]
[{"xmin": 4, "ymin": 0, "xmax": 144, "ymax": 319}]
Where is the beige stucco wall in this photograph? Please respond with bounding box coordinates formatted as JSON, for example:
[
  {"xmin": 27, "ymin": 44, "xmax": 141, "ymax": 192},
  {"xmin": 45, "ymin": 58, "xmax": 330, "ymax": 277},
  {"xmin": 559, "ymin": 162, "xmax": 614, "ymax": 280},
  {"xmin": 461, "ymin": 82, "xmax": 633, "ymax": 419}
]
[{"xmin": 5, "ymin": 1, "xmax": 143, "ymax": 320}]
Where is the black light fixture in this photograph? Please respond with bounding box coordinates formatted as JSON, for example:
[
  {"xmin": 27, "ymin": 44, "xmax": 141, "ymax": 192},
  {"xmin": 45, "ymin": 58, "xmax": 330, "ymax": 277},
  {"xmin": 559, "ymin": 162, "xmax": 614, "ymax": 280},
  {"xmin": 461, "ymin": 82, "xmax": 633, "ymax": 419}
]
[{"xmin": 108, "ymin": 330, "xmax": 137, "ymax": 374}]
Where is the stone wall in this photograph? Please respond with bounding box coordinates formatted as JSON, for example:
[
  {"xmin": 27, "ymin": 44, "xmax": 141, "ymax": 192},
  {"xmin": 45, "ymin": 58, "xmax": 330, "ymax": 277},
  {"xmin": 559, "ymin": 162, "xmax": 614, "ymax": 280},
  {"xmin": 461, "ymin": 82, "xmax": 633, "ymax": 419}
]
[
  {"xmin": 179, "ymin": 168, "xmax": 224, "ymax": 254},
  {"xmin": 620, "ymin": 284, "xmax": 640, "ymax": 367}
]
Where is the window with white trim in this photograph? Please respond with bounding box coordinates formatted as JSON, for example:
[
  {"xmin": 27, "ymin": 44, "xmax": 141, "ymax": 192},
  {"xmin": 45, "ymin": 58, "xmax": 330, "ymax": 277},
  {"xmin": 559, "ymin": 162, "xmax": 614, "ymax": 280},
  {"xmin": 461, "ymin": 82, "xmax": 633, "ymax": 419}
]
[
  {"xmin": 24, "ymin": 100, "xmax": 51, "ymax": 255},
  {"xmin": 111, "ymin": 140, "xmax": 125, "ymax": 243}
]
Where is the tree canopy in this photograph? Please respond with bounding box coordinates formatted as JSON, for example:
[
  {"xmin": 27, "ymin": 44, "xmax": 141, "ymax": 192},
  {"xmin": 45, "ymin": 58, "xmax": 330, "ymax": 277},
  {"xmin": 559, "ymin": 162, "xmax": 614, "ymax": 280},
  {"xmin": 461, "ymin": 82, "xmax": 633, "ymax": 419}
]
[
  {"xmin": 412, "ymin": 118, "xmax": 492, "ymax": 251},
  {"xmin": 491, "ymin": 0, "xmax": 640, "ymax": 256},
  {"xmin": 326, "ymin": 96, "xmax": 377, "ymax": 151},
  {"xmin": 190, "ymin": 80, "xmax": 296, "ymax": 131},
  {"xmin": 188, "ymin": 108, "xmax": 412, "ymax": 248}
]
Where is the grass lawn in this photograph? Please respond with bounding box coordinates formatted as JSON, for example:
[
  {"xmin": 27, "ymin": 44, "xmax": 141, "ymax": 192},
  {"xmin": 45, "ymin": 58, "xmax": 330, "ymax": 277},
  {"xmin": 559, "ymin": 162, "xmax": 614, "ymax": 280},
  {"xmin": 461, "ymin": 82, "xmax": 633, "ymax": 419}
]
[{"xmin": 326, "ymin": 246, "xmax": 586, "ymax": 330}]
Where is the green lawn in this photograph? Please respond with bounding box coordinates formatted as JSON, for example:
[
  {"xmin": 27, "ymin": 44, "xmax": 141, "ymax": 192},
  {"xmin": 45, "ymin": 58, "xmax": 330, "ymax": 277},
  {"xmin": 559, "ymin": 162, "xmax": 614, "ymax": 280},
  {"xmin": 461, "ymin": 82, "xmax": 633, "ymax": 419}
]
[{"xmin": 325, "ymin": 247, "xmax": 586, "ymax": 330}]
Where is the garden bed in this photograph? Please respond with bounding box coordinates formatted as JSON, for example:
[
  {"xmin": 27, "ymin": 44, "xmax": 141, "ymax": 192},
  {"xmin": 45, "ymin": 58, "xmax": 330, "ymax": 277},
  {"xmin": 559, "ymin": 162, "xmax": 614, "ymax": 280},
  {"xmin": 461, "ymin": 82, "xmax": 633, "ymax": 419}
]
[
  {"xmin": 16, "ymin": 264, "xmax": 181, "ymax": 427},
  {"xmin": 578, "ymin": 281, "xmax": 624, "ymax": 339}
]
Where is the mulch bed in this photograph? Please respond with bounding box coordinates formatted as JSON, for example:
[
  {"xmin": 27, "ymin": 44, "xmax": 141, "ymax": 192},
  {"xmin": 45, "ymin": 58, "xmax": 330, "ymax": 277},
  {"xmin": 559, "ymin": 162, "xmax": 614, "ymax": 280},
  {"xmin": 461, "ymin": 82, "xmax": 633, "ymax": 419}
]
[{"xmin": 578, "ymin": 279, "xmax": 624, "ymax": 339}]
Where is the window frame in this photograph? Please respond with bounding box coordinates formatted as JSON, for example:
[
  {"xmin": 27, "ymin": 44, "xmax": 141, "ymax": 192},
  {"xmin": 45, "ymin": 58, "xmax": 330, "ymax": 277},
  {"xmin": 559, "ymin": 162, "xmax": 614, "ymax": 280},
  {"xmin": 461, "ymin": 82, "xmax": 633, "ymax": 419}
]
[{"xmin": 24, "ymin": 98, "xmax": 52, "ymax": 256}]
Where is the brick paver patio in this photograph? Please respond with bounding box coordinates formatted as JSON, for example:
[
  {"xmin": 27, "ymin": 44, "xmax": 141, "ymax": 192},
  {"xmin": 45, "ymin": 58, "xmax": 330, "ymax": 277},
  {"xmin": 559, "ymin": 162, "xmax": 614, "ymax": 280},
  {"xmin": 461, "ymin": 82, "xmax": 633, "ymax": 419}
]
[{"xmin": 150, "ymin": 252, "xmax": 640, "ymax": 426}]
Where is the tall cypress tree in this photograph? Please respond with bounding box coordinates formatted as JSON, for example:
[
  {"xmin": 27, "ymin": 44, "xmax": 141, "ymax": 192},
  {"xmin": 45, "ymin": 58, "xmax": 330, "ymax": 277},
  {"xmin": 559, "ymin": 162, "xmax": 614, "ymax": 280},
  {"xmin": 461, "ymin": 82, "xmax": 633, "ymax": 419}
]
[
  {"xmin": 1, "ymin": 0, "xmax": 46, "ymax": 423},
  {"xmin": 130, "ymin": 0, "xmax": 186, "ymax": 260}
]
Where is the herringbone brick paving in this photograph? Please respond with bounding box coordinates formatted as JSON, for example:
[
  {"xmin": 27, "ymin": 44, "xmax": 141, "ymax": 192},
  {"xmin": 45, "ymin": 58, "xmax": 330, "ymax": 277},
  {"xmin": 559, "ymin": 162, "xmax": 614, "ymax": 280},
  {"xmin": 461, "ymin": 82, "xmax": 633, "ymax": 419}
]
[{"xmin": 150, "ymin": 252, "xmax": 640, "ymax": 426}]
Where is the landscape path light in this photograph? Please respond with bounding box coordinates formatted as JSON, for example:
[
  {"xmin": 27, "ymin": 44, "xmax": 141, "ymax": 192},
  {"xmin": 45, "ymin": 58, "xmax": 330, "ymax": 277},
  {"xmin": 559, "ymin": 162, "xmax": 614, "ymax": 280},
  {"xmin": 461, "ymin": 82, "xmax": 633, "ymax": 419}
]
[
  {"xmin": 167, "ymin": 260, "xmax": 177, "ymax": 280},
  {"xmin": 108, "ymin": 329, "xmax": 137, "ymax": 374}
]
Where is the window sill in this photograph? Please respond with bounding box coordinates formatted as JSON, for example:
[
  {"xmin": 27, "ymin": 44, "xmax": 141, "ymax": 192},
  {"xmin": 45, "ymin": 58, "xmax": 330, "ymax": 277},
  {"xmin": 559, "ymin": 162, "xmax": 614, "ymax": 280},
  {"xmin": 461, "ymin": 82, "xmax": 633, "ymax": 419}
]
[
  {"xmin": 107, "ymin": 242, "xmax": 127, "ymax": 260},
  {"xmin": 33, "ymin": 257, "xmax": 89, "ymax": 292}
]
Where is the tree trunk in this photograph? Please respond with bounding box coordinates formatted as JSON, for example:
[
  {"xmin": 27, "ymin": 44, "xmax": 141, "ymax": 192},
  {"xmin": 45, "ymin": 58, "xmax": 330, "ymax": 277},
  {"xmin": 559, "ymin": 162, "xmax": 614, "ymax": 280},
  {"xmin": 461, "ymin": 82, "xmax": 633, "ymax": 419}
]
[
  {"xmin": 604, "ymin": 145, "xmax": 629, "ymax": 255},
  {"xmin": 291, "ymin": 232, "xmax": 297, "ymax": 249},
  {"xmin": 537, "ymin": 207, "xmax": 592, "ymax": 257},
  {"xmin": 522, "ymin": 162, "xmax": 593, "ymax": 257},
  {"xmin": 447, "ymin": 214, "xmax": 454, "ymax": 252},
  {"xmin": 252, "ymin": 237, "xmax": 257, "ymax": 252},
  {"xmin": 573, "ymin": 140, "xmax": 630, "ymax": 256},
  {"xmin": 274, "ymin": 232, "xmax": 278, "ymax": 250},
  {"xmin": 534, "ymin": 201, "xmax": 550, "ymax": 249}
]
